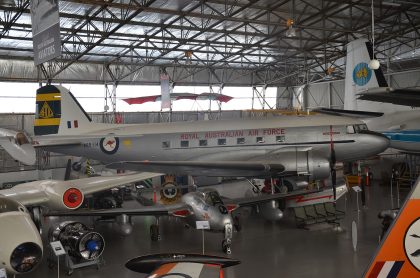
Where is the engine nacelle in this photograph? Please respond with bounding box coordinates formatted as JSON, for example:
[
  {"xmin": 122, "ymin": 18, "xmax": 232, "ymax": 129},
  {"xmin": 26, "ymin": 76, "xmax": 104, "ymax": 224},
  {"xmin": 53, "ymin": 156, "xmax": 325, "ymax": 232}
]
[
  {"xmin": 0, "ymin": 197, "xmax": 43, "ymax": 275},
  {"xmin": 49, "ymin": 221, "xmax": 105, "ymax": 260},
  {"xmin": 274, "ymin": 150, "xmax": 330, "ymax": 180},
  {"xmin": 43, "ymin": 184, "xmax": 85, "ymax": 210},
  {"xmin": 0, "ymin": 128, "xmax": 35, "ymax": 165},
  {"xmin": 258, "ymin": 200, "xmax": 284, "ymax": 221},
  {"xmin": 115, "ymin": 214, "xmax": 133, "ymax": 236}
]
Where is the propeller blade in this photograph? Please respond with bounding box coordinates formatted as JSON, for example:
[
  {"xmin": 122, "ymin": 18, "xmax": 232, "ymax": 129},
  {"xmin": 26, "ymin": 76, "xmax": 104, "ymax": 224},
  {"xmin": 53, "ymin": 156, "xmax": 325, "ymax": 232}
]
[
  {"xmin": 332, "ymin": 169, "xmax": 337, "ymax": 200},
  {"xmin": 329, "ymin": 125, "xmax": 337, "ymax": 201}
]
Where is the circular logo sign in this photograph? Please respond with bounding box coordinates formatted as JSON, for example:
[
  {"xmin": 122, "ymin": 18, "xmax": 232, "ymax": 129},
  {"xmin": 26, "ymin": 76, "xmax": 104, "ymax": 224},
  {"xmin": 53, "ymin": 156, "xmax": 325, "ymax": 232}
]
[
  {"xmin": 100, "ymin": 136, "xmax": 119, "ymax": 154},
  {"xmin": 404, "ymin": 217, "xmax": 420, "ymax": 271},
  {"xmin": 352, "ymin": 62, "xmax": 372, "ymax": 86}
]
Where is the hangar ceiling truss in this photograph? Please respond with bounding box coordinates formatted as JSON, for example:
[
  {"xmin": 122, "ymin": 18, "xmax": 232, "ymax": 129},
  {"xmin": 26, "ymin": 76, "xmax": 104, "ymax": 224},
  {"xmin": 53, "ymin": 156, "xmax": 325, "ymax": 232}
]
[{"xmin": 0, "ymin": 0, "xmax": 420, "ymax": 86}]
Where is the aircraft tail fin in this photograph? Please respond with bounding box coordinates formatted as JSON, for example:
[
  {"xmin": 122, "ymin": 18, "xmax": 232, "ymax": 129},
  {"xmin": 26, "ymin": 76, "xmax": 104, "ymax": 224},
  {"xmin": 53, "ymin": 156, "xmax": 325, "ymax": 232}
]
[
  {"xmin": 364, "ymin": 178, "xmax": 420, "ymax": 277},
  {"xmin": 34, "ymin": 85, "xmax": 93, "ymax": 136},
  {"xmin": 344, "ymin": 39, "xmax": 388, "ymax": 110}
]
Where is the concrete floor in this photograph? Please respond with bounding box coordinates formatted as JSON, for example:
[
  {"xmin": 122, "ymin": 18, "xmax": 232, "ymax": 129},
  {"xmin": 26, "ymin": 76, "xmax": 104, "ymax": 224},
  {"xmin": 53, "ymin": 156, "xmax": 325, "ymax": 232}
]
[{"xmin": 27, "ymin": 181, "xmax": 404, "ymax": 278}]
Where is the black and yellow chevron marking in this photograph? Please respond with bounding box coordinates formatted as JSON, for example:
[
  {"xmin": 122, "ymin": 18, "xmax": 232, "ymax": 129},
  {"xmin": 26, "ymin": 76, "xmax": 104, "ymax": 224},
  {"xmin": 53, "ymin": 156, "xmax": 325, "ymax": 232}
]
[{"xmin": 34, "ymin": 85, "xmax": 62, "ymax": 135}]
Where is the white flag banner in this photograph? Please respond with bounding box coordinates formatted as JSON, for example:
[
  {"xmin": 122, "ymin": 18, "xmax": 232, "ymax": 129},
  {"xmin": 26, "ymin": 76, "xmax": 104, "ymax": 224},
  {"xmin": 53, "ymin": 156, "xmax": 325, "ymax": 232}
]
[
  {"xmin": 160, "ymin": 73, "xmax": 171, "ymax": 110},
  {"xmin": 30, "ymin": 0, "xmax": 62, "ymax": 65}
]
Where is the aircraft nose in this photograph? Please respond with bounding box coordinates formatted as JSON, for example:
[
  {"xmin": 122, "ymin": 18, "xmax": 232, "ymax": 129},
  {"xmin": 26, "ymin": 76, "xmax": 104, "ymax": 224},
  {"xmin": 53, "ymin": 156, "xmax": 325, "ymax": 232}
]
[{"xmin": 359, "ymin": 130, "xmax": 390, "ymax": 154}]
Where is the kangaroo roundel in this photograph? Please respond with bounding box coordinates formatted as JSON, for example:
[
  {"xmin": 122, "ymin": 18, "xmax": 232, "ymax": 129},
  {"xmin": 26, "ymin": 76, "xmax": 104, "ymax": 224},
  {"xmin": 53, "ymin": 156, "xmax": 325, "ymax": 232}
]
[
  {"xmin": 100, "ymin": 136, "xmax": 119, "ymax": 154},
  {"xmin": 352, "ymin": 62, "xmax": 372, "ymax": 86}
]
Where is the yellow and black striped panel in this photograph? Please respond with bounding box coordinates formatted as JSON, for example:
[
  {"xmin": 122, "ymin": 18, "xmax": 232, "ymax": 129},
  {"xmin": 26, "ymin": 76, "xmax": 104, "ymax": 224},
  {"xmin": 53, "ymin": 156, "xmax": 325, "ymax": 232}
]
[{"xmin": 34, "ymin": 85, "xmax": 62, "ymax": 135}]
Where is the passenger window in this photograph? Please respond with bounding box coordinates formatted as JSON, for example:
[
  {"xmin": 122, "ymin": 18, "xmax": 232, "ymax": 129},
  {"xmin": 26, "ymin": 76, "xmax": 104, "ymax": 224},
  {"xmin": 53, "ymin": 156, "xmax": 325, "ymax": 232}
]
[
  {"xmin": 347, "ymin": 126, "xmax": 355, "ymax": 134},
  {"xmin": 237, "ymin": 138, "xmax": 245, "ymax": 144},
  {"xmin": 181, "ymin": 140, "xmax": 189, "ymax": 148},
  {"xmin": 256, "ymin": 136, "xmax": 265, "ymax": 143},
  {"xmin": 218, "ymin": 138, "xmax": 226, "ymax": 145},
  {"xmin": 276, "ymin": 136, "xmax": 285, "ymax": 143},
  {"xmin": 199, "ymin": 139, "xmax": 208, "ymax": 146},
  {"xmin": 162, "ymin": 141, "xmax": 170, "ymax": 148}
]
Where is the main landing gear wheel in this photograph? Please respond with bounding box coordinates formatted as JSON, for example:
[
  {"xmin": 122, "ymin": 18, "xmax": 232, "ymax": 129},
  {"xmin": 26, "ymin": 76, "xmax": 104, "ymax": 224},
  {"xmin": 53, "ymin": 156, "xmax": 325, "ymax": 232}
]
[
  {"xmin": 222, "ymin": 239, "xmax": 232, "ymax": 255},
  {"xmin": 150, "ymin": 224, "xmax": 160, "ymax": 241}
]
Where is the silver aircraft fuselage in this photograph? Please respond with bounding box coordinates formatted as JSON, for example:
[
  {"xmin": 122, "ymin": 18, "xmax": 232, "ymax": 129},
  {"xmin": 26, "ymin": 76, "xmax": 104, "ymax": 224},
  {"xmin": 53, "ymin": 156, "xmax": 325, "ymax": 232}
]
[{"xmin": 42, "ymin": 115, "xmax": 389, "ymax": 178}]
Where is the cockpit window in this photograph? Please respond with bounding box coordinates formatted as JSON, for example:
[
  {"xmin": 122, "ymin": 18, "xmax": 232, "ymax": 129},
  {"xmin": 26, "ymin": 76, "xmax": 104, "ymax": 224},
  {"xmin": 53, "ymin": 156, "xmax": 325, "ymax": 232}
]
[
  {"xmin": 353, "ymin": 124, "xmax": 369, "ymax": 133},
  {"xmin": 16, "ymin": 132, "xmax": 29, "ymax": 145},
  {"xmin": 204, "ymin": 191, "xmax": 223, "ymax": 206}
]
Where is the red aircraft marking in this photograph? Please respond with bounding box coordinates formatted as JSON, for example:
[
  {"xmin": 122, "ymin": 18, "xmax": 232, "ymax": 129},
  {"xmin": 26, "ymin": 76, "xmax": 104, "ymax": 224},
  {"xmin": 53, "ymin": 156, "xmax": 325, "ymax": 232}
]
[
  {"xmin": 105, "ymin": 140, "xmax": 115, "ymax": 147},
  {"xmin": 286, "ymin": 194, "xmax": 333, "ymax": 203}
]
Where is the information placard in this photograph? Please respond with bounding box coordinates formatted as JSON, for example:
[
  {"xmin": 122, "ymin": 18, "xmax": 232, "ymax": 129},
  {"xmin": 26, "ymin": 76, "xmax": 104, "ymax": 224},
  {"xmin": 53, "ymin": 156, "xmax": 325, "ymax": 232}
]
[
  {"xmin": 50, "ymin": 241, "xmax": 66, "ymax": 256},
  {"xmin": 0, "ymin": 268, "xmax": 7, "ymax": 278},
  {"xmin": 196, "ymin": 220, "xmax": 210, "ymax": 230}
]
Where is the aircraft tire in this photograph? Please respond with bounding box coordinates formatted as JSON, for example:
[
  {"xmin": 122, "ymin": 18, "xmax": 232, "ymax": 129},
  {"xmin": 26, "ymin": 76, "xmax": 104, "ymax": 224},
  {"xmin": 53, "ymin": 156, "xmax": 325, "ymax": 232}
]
[
  {"xmin": 150, "ymin": 224, "xmax": 159, "ymax": 241},
  {"xmin": 222, "ymin": 240, "xmax": 231, "ymax": 254}
]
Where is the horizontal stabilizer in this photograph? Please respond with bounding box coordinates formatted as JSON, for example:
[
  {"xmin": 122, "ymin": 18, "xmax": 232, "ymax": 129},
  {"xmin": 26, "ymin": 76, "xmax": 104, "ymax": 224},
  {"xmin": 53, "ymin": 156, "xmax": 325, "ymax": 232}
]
[{"xmin": 314, "ymin": 108, "xmax": 384, "ymax": 118}]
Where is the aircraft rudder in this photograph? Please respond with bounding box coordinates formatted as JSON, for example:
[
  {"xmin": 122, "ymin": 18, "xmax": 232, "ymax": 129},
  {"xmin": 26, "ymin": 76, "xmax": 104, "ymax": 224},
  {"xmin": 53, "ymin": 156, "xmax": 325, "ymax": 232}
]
[
  {"xmin": 34, "ymin": 85, "xmax": 93, "ymax": 136},
  {"xmin": 34, "ymin": 85, "xmax": 62, "ymax": 135},
  {"xmin": 344, "ymin": 39, "xmax": 388, "ymax": 110},
  {"xmin": 364, "ymin": 181, "xmax": 420, "ymax": 277}
]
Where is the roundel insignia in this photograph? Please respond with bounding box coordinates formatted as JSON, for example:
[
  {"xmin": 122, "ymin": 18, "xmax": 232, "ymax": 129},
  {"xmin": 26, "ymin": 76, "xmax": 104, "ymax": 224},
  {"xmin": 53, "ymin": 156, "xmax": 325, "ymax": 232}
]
[
  {"xmin": 404, "ymin": 217, "xmax": 420, "ymax": 271},
  {"xmin": 352, "ymin": 62, "xmax": 372, "ymax": 86},
  {"xmin": 100, "ymin": 136, "xmax": 119, "ymax": 154}
]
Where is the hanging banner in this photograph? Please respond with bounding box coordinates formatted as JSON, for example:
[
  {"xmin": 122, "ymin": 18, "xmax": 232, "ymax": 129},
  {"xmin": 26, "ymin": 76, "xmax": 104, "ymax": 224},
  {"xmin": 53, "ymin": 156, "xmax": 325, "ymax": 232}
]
[
  {"xmin": 160, "ymin": 73, "xmax": 171, "ymax": 110},
  {"xmin": 30, "ymin": 0, "xmax": 62, "ymax": 65}
]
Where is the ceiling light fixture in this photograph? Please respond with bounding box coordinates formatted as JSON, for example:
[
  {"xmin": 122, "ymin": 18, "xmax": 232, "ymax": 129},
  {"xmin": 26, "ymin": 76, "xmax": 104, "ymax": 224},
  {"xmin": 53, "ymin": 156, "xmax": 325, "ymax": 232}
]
[
  {"xmin": 286, "ymin": 18, "xmax": 297, "ymax": 38},
  {"xmin": 369, "ymin": 0, "xmax": 380, "ymax": 70}
]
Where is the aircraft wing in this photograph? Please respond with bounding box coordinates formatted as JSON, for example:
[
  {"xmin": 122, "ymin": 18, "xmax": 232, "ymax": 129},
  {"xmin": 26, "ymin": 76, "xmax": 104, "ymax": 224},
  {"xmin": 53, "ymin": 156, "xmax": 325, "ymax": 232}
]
[
  {"xmin": 313, "ymin": 108, "xmax": 384, "ymax": 118},
  {"xmin": 45, "ymin": 202, "xmax": 191, "ymax": 217},
  {"xmin": 126, "ymin": 253, "xmax": 240, "ymax": 278},
  {"xmin": 107, "ymin": 160, "xmax": 286, "ymax": 177},
  {"xmin": 357, "ymin": 87, "xmax": 420, "ymax": 107},
  {"xmin": 0, "ymin": 172, "xmax": 162, "ymax": 209},
  {"xmin": 228, "ymin": 188, "xmax": 321, "ymax": 207}
]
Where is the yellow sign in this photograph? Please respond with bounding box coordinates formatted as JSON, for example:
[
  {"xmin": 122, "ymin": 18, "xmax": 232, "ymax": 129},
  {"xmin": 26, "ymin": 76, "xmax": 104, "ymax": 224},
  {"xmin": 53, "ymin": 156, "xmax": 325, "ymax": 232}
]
[{"xmin": 39, "ymin": 101, "xmax": 54, "ymax": 119}]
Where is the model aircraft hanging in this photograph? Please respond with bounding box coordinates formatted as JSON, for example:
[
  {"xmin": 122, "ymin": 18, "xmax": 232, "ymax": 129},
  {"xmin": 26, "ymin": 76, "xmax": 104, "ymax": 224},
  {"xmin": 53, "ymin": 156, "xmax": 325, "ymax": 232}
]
[
  {"xmin": 122, "ymin": 92, "xmax": 233, "ymax": 105},
  {"xmin": 0, "ymin": 172, "xmax": 161, "ymax": 275}
]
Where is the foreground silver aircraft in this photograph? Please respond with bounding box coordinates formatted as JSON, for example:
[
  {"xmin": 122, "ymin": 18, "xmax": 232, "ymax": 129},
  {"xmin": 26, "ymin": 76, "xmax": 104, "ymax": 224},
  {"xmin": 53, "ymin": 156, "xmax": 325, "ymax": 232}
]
[
  {"xmin": 0, "ymin": 172, "xmax": 159, "ymax": 275},
  {"xmin": 47, "ymin": 184, "xmax": 343, "ymax": 255},
  {"xmin": 7, "ymin": 85, "xmax": 388, "ymax": 183}
]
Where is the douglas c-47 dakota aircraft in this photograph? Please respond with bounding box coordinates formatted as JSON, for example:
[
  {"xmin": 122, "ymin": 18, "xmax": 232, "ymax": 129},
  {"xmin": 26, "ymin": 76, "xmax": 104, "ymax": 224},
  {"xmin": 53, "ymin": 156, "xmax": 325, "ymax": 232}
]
[{"xmin": 7, "ymin": 85, "xmax": 389, "ymax": 191}]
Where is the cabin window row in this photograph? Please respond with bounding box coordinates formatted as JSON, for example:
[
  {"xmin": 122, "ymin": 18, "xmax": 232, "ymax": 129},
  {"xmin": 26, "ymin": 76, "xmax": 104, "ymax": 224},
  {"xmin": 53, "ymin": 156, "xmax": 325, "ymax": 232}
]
[{"xmin": 162, "ymin": 135, "xmax": 285, "ymax": 149}]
